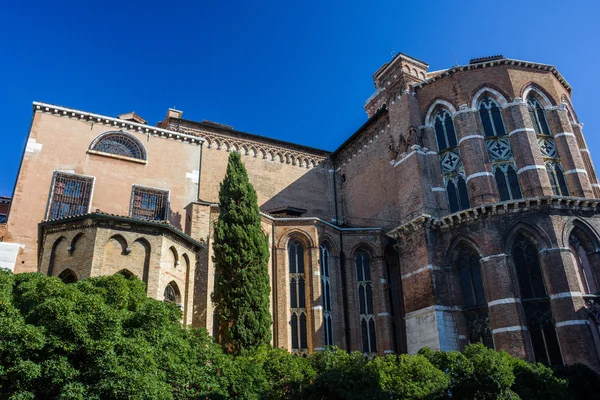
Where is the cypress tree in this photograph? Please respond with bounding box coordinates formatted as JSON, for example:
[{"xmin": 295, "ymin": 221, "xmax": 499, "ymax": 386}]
[{"xmin": 212, "ymin": 151, "xmax": 272, "ymax": 354}]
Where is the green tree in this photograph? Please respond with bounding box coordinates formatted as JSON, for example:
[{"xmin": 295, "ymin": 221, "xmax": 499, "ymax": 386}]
[{"xmin": 212, "ymin": 151, "xmax": 272, "ymax": 354}]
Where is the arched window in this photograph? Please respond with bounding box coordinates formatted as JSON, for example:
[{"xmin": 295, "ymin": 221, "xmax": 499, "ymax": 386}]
[
  {"xmin": 434, "ymin": 109, "xmax": 458, "ymax": 152},
  {"xmin": 90, "ymin": 131, "xmax": 147, "ymax": 160},
  {"xmin": 320, "ymin": 243, "xmax": 334, "ymax": 346},
  {"xmin": 456, "ymin": 249, "xmax": 492, "ymax": 348},
  {"xmin": 546, "ymin": 162, "xmax": 569, "ymax": 196},
  {"xmin": 446, "ymin": 176, "xmax": 471, "ymax": 213},
  {"xmin": 58, "ymin": 269, "xmax": 78, "ymax": 284},
  {"xmin": 527, "ymin": 96, "xmax": 552, "ymax": 136},
  {"xmin": 569, "ymin": 230, "xmax": 599, "ymax": 295},
  {"xmin": 512, "ymin": 235, "xmax": 563, "ymax": 365},
  {"xmin": 164, "ymin": 281, "xmax": 181, "ymax": 304},
  {"xmin": 479, "ymin": 97, "xmax": 506, "ymax": 137},
  {"xmin": 493, "ymin": 164, "xmax": 523, "ymax": 201},
  {"xmin": 289, "ymin": 239, "xmax": 307, "ymax": 351},
  {"xmin": 356, "ymin": 250, "xmax": 376, "ymax": 353}
]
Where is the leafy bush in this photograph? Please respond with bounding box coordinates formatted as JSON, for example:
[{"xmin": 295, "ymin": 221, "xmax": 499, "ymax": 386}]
[{"xmin": 1, "ymin": 269, "xmax": 596, "ymax": 399}]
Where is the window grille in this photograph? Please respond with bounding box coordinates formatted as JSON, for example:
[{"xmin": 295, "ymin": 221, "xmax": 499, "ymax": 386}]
[
  {"xmin": 320, "ymin": 244, "xmax": 334, "ymax": 346},
  {"xmin": 164, "ymin": 284, "xmax": 177, "ymax": 303},
  {"xmin": 47, "ymin": 172, "xmax": 94, "ymax": 220},
  {"xmin": 434, "ymin": 110, "xmax": 458, "ymax": 152},
  {"xmin": 289, "ymin": 239, "xmax": 308, "ymax": 351},
  {"xmin": 90, "ymin": 131, "xmax": 147, "ymax": 160},
  {"xmin": 356, "ymin": 250, "xmax": 377, "ymax": 353},
  {"xmin": 130, "ymin": 186, "xmax": 169, "ymax": 220}
]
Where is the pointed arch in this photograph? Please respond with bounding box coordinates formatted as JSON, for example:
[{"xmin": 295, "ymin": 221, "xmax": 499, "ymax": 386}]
[
  {"xmin": 107, "ymin": 234, "xmax": 129, "ymax": 255},
  {"xmin": 164, "ymin": 281, "xmax": 181, "ymax": 304},
  {"xmin": 503, "ymin": 222, "xmax": 552, "ymax": 256},
  {"xmin": 69, "ymin": 232, "xmax": 85, "ymax": 255},
  {"xmin": 277, "ymin": 230, "xmax": 315, "ymax": 249},
  {"xmin": 446, "ymin": 234, "xmax": 485, "ymax": 264},
  {"xmin": 424, "ymin": 99, "xmax": 458, "ymax": 126},
  {"xmin": 133, "ymin": 238, "xmax": 151, "ymax": 285},
  {"xmin": 116, "ymin": 269, "xmax": 134, "ymax": 278},
  {"xmin": 522, "ymin": 84, "xmax": 555, "ymax": 108},
  {"xmin": 58, "ymin": 268, "xmax": 78, "ymax": 284},
  {"xmin": 471, "ymin": 86, "xmax": 509, "ymax": 109},
  {"xmin": 48, "ymin": 236, "xmax": 67, "ymax": 276},
  {"xmin": 168, "ymin": 246, "xmax": 179, "ymax": 268}
]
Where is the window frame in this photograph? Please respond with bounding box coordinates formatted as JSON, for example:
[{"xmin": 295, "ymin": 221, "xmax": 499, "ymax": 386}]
[
  {"xmin": 478, "ymin": 97, "xmax": 507, "ymax": 137},
  {"xmin": 320, "ymin": 244, "xmax": 334, "ymax": 346},
  {"xmin": 289, "ymin": 238, "xmax": 308, "ymax": 352},
  {"xmin": 88, "ymin": 130, "xmax": 148, "ymax": 164},
  {"xmin": 45, "ymin": 171, "xmax": 95, "ymax": 220},
  {"xmin": 129, "ymin": 184, "xmax": 170, "ymax": 221}
]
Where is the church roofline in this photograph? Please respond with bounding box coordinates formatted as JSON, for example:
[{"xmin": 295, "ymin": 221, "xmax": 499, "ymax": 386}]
[
  {"xmin": 39, "ymin": 211, "xmax": 205, "ymax": 249},
  {"xmin": 331, "ymin": 105, "xmax": 388, "ymax": 158},
  {"xmin": 413, "ymin": 58, "xmax": 572, "ymax": 94},
  {"xmin": 171, "ymin": 117, "xmax": 331, "ymax": 156},
  {"xmin": 32, "ymin": 102, "xmax": 206, "ymax": 145}
]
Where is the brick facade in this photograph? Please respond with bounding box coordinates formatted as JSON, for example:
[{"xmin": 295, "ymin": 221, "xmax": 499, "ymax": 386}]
[{"xmin": 4, "ymin": 53, "xmax": 600, "ymax": 369}]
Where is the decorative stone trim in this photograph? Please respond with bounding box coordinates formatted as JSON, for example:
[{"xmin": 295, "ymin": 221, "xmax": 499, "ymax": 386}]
[
  {"xmin": 404, "ymin": 305, "xmax": 461, "ymax": 319},
  {"xmin": 388, "ymin": 196, "xmax": 600, "ymax": 238},
  {"xmin": 392, "ymin": 147, "xmax": 437, "ymax": 168},
  {"xmin": 509, "ymin": 128, "xmax": 535, "ymax": 137},
  {"xmin": 555, "ymin": 320, "xmax": 590, "ymax": 327},
  {"xmin": 378, "ymin": 312, "xmax": 391, "ymax": 316},
  {"xmin": 401, "ymin": 264, "xmax": 442, "ymax": 280},
  {"xmin": 488, "ymin": 298, "xmax": 521, "ymax": 307},
  {"xmin": 539, "ymin": 247, "xmax": 571, "ymax": 254},
  {"xmin": 431, "ymin": 187, "xmax": 446, "ymax": 192},
  {"xmin": 565, "ymin": 169, "xmax": 588, "ymax": 175},
  {"xmin": 492, "ymin": 325, "xmax": 528, "ymax": 334},
  {"xmin": 458, "ymin": 134, "xmax": 485, "ymax": 145},
  {"xmin": 517, "ymin": 165, "xmax": 546, "ymax": 174},
  {"xmin": 466, "ymin": 171, "xmax": 494, "ymax": 182},
  {"xmin": 33, "ymin": 102, "xmax": 204, "ymax": 145},
  {"xmin": 480, "ymin": 253, "xmax": 508, "ymax": 262},
  {"xmin": 549, "ymin": 292, "xmax": 582, "ymax": 299},
  {"xmin": 554, "ymin": 132, "xmax": 576, "ymax": 139}
]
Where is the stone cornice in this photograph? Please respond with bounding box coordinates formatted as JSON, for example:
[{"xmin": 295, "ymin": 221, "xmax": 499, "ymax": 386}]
[
  {"xmin": 412, "ymin": 58, "xmax": 571, "ymax": 94},
  {"xmin": 33, "ymin": 102, "xmax": 205, "ymax": 145},
  {"xmin": 387, "ymin": 196, "xmax": 600, "ymax": 238}
]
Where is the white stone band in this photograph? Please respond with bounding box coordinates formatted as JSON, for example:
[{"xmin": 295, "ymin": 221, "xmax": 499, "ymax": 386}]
[
  {"xmin": 492, "ymin": 325, "xmax": 528, "ymax": 334},
  {"xmin": 431, "ymin": 187, "xmax": 446, "ymax": 192},
  {"xmin": 509, "ymin": 128, "xmax": 535, "ymax": 136},
  {"xmin": 517, "ymin": 165, "xmax": 546, "ymax": 174},
  {"xmin": 466, "ymin": 171, "xmax": 494, "ymax": 182},
  {"xmin": 480, "ymin": 253, "xmax": 508, "ymax": 262},
  {"xmin": 565, "ymin": 169, "xmax": 587, "ymax": 175},
  {"xmin": 556, "ymin": 320, "xmax": 590, "ymax": 328},
  {"xmin": 458, "ymin": 134, "xmax": 485, "ymax": 145},
  {"xmin": 550, "ymin": 292, "xmax": 582, "ymax": 299},
  {"xmin": 554, "ymin": 132, "xmax": 576, "ymax": 139},
  {"xmin": 401, "ymin": 264, "xmax": 442, "ymax": 280},
  {"xmin": 488, "ymin": 298, "xmax": 521, "ymax": 307}
]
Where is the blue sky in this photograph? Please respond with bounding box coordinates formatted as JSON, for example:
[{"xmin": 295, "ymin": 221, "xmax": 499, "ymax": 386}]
[{"xmin": 1, "ymin": 0, "xmax": 599, "ymax": 196}]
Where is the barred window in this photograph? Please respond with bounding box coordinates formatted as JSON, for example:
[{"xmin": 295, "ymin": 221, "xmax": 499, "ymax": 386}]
[
  {"xmin": 289, "ymin": 239, "xmax": 307, "ymax": 351},
  {"xmin": 130, "ymin": 186, "xmax": 169, "ymax": 220},
  {"xmin": 90, "ymin": 131, "xmax": 147, "ymax": 160},
  {"xmin": 47, "ymin": 172, "xmax": 94, "ymax": 220},
  {"xmin": 321, "ymin": 244, "xmax": 334, "ymax": 346},
  {"xmin": 479, "ymin": 98, "xmax": 506, "ymax": 137},
  {"xmin": 356, "ymin": 250, "xmax": 376, "ymax": 353}
]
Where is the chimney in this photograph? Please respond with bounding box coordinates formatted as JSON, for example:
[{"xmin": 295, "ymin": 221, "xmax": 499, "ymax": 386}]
[{"xmin": 167, "ymin": 108, "xmax": 183, "ymax": 119}]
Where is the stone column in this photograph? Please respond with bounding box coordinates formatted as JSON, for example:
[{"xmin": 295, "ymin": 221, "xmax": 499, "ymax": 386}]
[
  {"xmin": 343, "ymin": 252, "xmax": 361, "ymax": 351},
  {"xmin": 453, "ymin": 107, "xmax": 498, "ymax": 206},
  {"xmin": 546, "ymin": 105, "xmax": 593, "ymax": 197},
  {"xmin": 539, "ymin": 248, "xmax": 600, "ymax": 370},
  {"xmin": 571, "ymin": 122, "xmax": 600, "ymax": 198},
  {"xmin": 274, "ymin": 246, "xmax": 290, "ymax": 350},
  {"xmin": 503, "ymin": 99, "xmax": 553, "ymax": 197},
  {"xmin": 309, "ymin": 245, "xmax": 325, "ymax": 351},
  {"xmin": 418, "ymin": 125, "xmax": 450, "ymax": 216},
  {"xmin": 479, "ymin": 254, "xmax": 532, "ymax": 360}
]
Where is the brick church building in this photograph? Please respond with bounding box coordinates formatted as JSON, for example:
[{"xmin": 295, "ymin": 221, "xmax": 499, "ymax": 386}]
[{"xmin": 3, "ymin": 53, "xmax": 600, "ymax": 370}]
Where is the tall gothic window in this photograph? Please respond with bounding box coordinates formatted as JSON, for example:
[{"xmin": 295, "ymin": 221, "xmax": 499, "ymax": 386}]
[
  {"xmin": 527, "ymin": 97, "xmax": 552, "ymax": 136},
  {"xmin": 356, "ymin": 250, "xmax": 376, "ymax": 353},
  {"xmin": 457, "ymin": 250, "xmax": 493, "ymax": 348},
  {"xmin": 527, "ymin": 93, "xmax": 570, "ymax": 196},
  {"xmin": 47, "ymin": 172, "xmax": 94, "ymax": 220},
  {"xmin": 434, "ymin": 110, "xmax": 458, "ymax": 152},
  {"xmin": 90, "ymin": 131, "xmax": 147, "ymax": 161},
  {"xmin": 320, "ymin": 244, "xmax": 334, "ymax": 346},
  {"xmin": 546, "ymin": 162, "xmax": 569, "ymax": 196},
  {"xmin": 58, "ymin": 269, "xmax": 78, "ymax": 284},
  {"xmin": 164, "ymin": 281, "xmax": 181, "ymax": 304},
  {"xmin": 493, "ymin": 164, "xmax": 523, "ymax": 201},
  {"xmin": 569, "ymin": 230, "xmax": 599, "ymax": 295},
  {"xmin": 479, "ymin": 97, "xmax": 507, "ymax": 137},
  {"xmin": 513, "ymin": 235, "xmax": 563, "ymax": 365},
  {"xmin": 433, "ymin": 108, "xmax": 470, "ymax": 213},
  {"xmin": 289, "ymin": 239, "xmax": 307, "ymax": 351}
]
